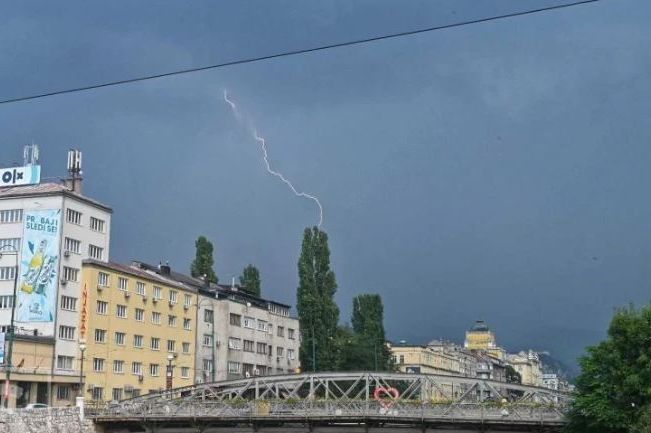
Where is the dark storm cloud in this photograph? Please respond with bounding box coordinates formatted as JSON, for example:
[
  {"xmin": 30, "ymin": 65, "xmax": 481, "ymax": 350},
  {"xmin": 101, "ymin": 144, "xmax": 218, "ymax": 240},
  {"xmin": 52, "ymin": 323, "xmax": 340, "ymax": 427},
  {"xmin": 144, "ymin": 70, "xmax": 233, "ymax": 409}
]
[{"xmin": 1, "ymin": 0, "xmax": 649, "ymax": 369}]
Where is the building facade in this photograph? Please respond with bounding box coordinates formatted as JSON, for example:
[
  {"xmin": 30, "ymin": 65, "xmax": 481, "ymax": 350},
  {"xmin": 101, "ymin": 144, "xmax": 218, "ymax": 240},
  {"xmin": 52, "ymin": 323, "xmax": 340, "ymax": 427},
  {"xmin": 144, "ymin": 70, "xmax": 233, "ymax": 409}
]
[
  {"xmin": 0, "ymin": 151, "xmax": 112, "ymax": 407},
  {"xmin": 390, "ymin": 343, "xmax": 462, "ymax": 376},
  {"xmin": 81, "ymin": 260, "xmax": 197, "ymax": 402},
  {"xmin": 506, "ymin": 350, "xmax": 543, "ymax": 387},
  {"xmin": 464, "ymin": 320, "xmax": 506, "ymax": 361}
]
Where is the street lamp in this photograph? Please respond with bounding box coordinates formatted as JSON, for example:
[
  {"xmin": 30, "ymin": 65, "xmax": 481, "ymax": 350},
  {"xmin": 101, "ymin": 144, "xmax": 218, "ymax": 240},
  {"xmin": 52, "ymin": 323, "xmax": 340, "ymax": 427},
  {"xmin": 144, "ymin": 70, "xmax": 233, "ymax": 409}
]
[
  {"xmin": 166, "ymin": 354, "xmax": 174, "ymax": 393},
  {"xmin": 78, "ymin": 340, "xmax": 86, "ymax": 398},
  {"xmin": 0, "ymin": 245, "xmax": 19, "ymax": 408}
]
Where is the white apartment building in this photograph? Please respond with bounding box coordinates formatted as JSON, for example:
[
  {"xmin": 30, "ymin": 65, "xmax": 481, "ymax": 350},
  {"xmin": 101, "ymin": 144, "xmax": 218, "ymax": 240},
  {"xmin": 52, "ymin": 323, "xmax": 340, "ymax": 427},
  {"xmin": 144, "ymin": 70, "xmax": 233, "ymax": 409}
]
[{"xmin": 0, "ymin": 149, "xmax": 111, "ymax": 406}]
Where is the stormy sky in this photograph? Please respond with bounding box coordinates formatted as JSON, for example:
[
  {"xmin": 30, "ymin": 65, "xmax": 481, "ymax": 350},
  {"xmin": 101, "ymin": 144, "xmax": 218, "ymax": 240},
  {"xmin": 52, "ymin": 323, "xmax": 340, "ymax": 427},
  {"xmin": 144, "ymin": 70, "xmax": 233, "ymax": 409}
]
[{"xmin": 1, "ymin": 0, "xmax": 649, "ymax": 370}]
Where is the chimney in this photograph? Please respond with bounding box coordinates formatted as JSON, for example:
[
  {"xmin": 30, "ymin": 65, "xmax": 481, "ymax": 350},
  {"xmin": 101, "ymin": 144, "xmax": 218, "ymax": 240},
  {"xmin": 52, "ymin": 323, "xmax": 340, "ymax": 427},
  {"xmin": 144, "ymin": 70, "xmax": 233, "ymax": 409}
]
[
  {"xmin": 159, "ymin": 261, "xmax": 171, "ymax": 276},
  {"xmin": 65, "ymin": 149, "xmax": 83, "ymax": 194}
]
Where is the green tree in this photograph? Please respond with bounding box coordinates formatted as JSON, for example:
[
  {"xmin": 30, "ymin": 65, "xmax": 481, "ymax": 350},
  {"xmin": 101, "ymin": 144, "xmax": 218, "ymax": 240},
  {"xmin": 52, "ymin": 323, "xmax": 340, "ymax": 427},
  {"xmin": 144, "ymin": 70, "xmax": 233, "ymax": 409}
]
[
  {"xmin": 505, "ymin": 365, "xmax": 522, "ymax": 384},
  {"xmin": 351, "ymin": 294, "xmax": 391, "ymax": 371},
  {"xmin": 566, "ymin": 304, "xmax": 651, "ymax": 433},
  {"xmin": 296, "ymin": 227, "xmax": 339, "ymax": 372},
  {"xmin": 239, "ymin": 264, "xmax": 261, "ymax": 296},
  {"xmin": 190, "ymin": 236, "xmax": 218, "ymax": 283}
]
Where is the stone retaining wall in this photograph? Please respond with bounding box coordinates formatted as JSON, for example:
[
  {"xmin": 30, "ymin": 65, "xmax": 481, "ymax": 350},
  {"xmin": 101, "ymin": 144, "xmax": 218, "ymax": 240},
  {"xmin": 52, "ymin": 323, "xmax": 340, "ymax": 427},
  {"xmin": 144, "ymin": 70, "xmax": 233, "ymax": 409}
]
[{"xmin": 0, "ymin": 407, "xmax": 95, "ymax": 433}]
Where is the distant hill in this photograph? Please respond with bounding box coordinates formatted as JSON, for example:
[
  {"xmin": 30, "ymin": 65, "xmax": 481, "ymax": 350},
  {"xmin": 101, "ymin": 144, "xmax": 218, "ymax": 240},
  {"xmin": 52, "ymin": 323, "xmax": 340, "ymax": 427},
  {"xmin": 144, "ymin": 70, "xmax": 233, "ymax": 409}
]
[{"xmin": 538, "ymin": 352, "xmax": 578, "ymax": 381}]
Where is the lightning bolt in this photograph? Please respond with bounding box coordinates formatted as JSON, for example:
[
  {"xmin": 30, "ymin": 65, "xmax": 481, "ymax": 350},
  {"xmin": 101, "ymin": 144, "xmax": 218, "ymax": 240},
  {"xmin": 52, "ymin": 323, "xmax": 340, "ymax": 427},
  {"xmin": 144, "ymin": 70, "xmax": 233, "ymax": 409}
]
[{"xmin": 224, "ymin": 90, "xmax": 324, "ymax": 228}]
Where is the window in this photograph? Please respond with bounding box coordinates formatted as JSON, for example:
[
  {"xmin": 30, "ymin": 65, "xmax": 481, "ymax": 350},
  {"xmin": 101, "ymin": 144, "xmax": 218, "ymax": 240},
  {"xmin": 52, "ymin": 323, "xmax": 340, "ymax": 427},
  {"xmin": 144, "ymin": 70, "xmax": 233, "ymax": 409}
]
[
  {"xmin": 92, "ymin": 387, "xmax": 104, "ymax": 401},
  {"xmin": 96, "ymin": 300, "xmax": 108, "ymax": 315},
  {"xmin": 0, "ymin": 238, "xmax": 20, "ymax": 251},
  {"xmin": 277, "ymin": 326, "xmax": 285, "ymax": 337},
  {"xmin": 97, "ymin": 272, "xmax": 110, "ymax": 287},
  {"xmin": 90, "ymin": 216, "xmax": 105, "ymax": 232},
  {"xmin": 202, "ymin": 359, "xmax": 213, "ymax": 373},
  {"xmin": 136, "ymin": 282, "xmax": 146, "ymax": 296},
  {"xmin": 203, "ymin": 334, "xmax": 213, "ymax": 347},
  {"xmin": 184, "ymin": 294, "xmax": 192, "ymax": 307},
  {"xmin": 115, "ymin": 332, "xmax": 126, "ymax": 346},
  {"xmin": 243, "ymin": 340, "xmax": 254, "ymax": 352},
  {"xmin": 153, "ymin": 286, "xmax": 162, "ymax": 300},
  {"xmin": 228, "ymin": 362, "xmax": 241, "ymax": 374},
  {"xmin": 93, "ymin": 358, "xmax": 105, "ymax": 372},
  {"xmin": 267, "ymin": 324, "xmax": 273, "ymax": 334},
  {"xmin": 277, "ymin": 347, "xmax": 284, "ymax": 357},
  {"xmin": 257, "ymin": 320, "xmax": 267, "ymax": 332},
  {"xmin": 116, "ymin": 304, "xmax": 127, "ymax": 318},
  {"xmin": 229, "ymin": 313, "xmax": 241, "ymax": 327},
  {"xmin": 118, "ymin": 277, "xmax": 128, "ymax": 291},
  {"xmin": 88, "ymin": 244, "xmax": 104, "ymax": 260},
  {"xmin": 152, "ymin": 311, "xmax": 161, "ymax": 324},
  {"xmin": 287, "ymin": 349, "xmax": 295, "ymax": 360},
  {"xmin": 168, "ymin": 315, "xmax": 177, "ymax": 327},
  {"xmin": 63, "ymin": 266, "xmax": 79, "ymax": 282},
  {"xmin": 0, "ymin": 267, "xmax": 16, "ymax": 281},
  {"xmin": 135, "ymin": 308, "xmax": 144, "ymax": 321},
  {"xmin": 133, "ymin": 335, "xmax": 143, "ymax": 348},
  {"xmin": 288, "ymin": 328, "xmax": 296, "ymax": 340},
  {"xmin": 0, "ymin": 209, "xmax": 22, "ymax": 223},
  {"xmin": 182, "ymin": 342, "xmax": 190, "ymax": 354},
  {"xmin": 269, "ymin": 303, "xmax": 289, "ymax": 317},
  {"xmin": 57, "ymin": 386, "xmax": 70, "ymax": 400},
  {"xmin": 167, "ymin": 340, "xmax": 176, "ymax": 352},
  {"xmin": 399, "ymin": 355, "xmax": 405, "ymax": 364},
  {"xmin": 57, "ymin": 355, "xmax": 74, "ymax": 370},
  {"xmin": 150, "ymin": 364, "xmax": 160, "ymax": 376},
  {"xmin": 113, "ymin": 360, "xmax": 124, "ymax": 374},
  {"xmin": 169, "ymin": 290, "xmax": 178, "ymax": 304},
  {"xmin": 112, "ymin": 388, "xmax": 123, "ymax": 402},
  {"xmin": 228, "ymin": 337, "xmax": 241, "ymax": 350},
  {"xmin": 59, "ymin": 325, "xmax": 75, "ymax": 340},
  {"xmin": 64, "ymin": 237, "xmax": 81, "ymax": 254},
  {"xmin": 243, "ymin": 316, "xmax": 255, "ymax": 329},
  {"xmin": 243, "ymin": 363, "xmax": 254, "ymax": 377},
  {"xmin": 60, "ymin": 295, "xmax": 77, "ymax": 311},
  {"xmin": 150, "ymin": 337, "xmax": 160, "ymax": 350},
  {"xmin": 256, "ymin": 342, "xmax": 267, "ymax": 355},
  {"xmin": 132, "ymin": 390, "xmax": 141, "ymax": 397},
  {"xmin": 0, "ymin": 296, "xmax": 13, "ymax": 309},
  {"xmin": 183, "ymin": 318, "xmax": 191, "ymax": 330},
  {"xmin": 132, "ymin": 362, "xmax": 143, "ymax": 375},
  {"xmin": 66, "ymin": 208, "xmax": 82, "ymax": 225},
  {"xmin": 94, "ymin": 329, "xmax": 107, "ymax": 343},
  {"xmin": 181, "ymin": 367, "xmax": 190, "ymax": 378},
  {"xmin": 204, "ymin": 309, "xmax": 214, "ymax": 323}
]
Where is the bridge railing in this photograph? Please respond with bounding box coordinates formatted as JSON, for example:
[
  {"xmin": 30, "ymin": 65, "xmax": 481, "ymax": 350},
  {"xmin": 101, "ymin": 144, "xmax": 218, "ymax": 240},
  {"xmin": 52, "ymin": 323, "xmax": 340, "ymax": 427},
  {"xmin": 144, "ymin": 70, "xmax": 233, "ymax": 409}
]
[{"xmin": 98, "ymin": 399, "xmax": 565, "ymax": 423}]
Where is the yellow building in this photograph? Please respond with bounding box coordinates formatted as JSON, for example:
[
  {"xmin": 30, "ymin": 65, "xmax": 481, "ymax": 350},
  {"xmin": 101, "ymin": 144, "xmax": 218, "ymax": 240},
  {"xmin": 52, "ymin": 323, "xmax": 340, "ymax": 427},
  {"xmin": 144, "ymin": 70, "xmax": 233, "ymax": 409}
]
[
  {"xmin": 464, "ymin": 320, "xmax": 506, "ymax": 361},
  {"xmin": 80, "ymin": 260, "xmax": 197, "ymax": 402},
  {"xmin": 390, "ymin": 344, "xmax": 461, "ymax": 376}
]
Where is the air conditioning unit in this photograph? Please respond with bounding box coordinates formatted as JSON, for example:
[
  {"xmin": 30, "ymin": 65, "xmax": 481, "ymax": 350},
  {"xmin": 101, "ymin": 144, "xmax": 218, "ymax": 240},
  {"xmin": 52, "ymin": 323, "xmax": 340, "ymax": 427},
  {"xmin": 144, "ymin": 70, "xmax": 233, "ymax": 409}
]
[
  {"xmin": 124, "ymin": 291, "xmax": 131, "ymax": 298},
  {"xmin": 152, "ymin": 298, "xmax": 158, "ymax": 303},
  {"xmin": 215, "ymin": 340, "xmax": 220, "ymax": 347},
  {"xmin": 64, "ymin": 250, "xmax": 70, "ymax": 258},
  {"xmin": 142, "ymin": 295, "xmax": 147, "ymax": 302},
  {"xmin": 138, "ymin": 374, "xmax": 144, "ymax": 382},
  {"xmin": 253, "ymin": 369, "xmax": 260, "ymax": 376},
  {"xmin": 183, "ymin": 304, "xmax": 189, "ymax": 310},
  {"xmin": 168, "ymin": 301, "xmax": 174, "ymax": 307},
  {"xmin": 124, "ymin": 385, "xmax": 134, "ymax": 393},
  {"xmin": 60, "ymin": 279, "xmax": 67, "ymax": 286},
  {"xmin": 97, "ymin": 285, "xmax": 103, "ymax": 291}
]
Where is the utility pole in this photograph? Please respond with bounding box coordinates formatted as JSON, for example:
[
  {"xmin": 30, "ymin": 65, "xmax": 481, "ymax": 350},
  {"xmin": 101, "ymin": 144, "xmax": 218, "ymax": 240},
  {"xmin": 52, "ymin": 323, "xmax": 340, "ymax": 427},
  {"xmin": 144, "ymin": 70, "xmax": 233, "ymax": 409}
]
[{"xmin": 1, "ymin": 248, "xmax": 18, "ymax": 408}]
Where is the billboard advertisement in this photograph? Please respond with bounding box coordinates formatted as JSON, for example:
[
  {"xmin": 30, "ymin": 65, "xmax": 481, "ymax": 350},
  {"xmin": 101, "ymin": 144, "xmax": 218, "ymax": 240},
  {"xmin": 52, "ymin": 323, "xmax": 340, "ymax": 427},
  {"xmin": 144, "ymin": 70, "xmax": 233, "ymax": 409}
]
[
  {"xmin": 16, "ymin": 209, "xmax": 61, "ymax": 323},
  {"xmin": 0, "ymin": 165, "xmax": 41, "ymax": 188}
]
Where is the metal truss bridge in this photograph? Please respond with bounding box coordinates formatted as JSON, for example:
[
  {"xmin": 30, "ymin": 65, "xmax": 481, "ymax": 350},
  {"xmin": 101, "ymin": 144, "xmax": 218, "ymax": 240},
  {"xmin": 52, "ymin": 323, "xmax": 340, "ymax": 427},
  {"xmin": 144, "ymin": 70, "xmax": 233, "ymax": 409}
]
[{"xmin": 93, "ymin": 372, "xmax": 570, "ymax": 432}]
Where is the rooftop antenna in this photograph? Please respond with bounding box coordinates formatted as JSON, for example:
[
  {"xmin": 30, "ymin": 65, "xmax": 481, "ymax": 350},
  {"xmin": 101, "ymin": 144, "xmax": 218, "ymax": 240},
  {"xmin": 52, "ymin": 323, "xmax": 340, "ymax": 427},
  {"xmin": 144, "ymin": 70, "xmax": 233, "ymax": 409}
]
[
  {"xmin": 66, "ymin": 149, "xmax": 83, "ymax": 193},
  {"xmin": 23, "ymin": 143, "xmax": 39, "ymax": 166}
]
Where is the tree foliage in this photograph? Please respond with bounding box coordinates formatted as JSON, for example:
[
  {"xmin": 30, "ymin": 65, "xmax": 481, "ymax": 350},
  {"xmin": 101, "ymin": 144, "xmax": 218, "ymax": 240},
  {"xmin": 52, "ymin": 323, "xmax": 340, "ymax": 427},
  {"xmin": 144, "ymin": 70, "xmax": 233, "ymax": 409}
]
[
  {"xmin": 349, "ymin": 294, "xmax": 391, "ymax": 371},
  {"xmin": 566, "ymin": 304, "xmax": 651, "ymax": 433},
  {"xmin": 239, "ymin": 264, "xmax": 261, "ymax": 296},
  {"xmin": 296, "ymin": 227, "xmax": 339, "ymax": 372},
  {"xmin": 505, "ymin": 365, "xmax": 522, "ymax": 384},
  {"xmin": 190, "ymin": 236, "xmax": 218, "ymax": 283}
]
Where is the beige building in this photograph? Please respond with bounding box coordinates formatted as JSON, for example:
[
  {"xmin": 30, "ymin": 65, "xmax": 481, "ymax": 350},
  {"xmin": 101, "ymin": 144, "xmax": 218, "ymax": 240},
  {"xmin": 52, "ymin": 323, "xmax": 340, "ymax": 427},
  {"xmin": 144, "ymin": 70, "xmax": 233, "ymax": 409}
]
[
  {"xmin": 390, "ymin": 343, "xmax": 462, "ymax": 376},
  {"xmin": 129, "ymin": 261, "xmax": 301, "ymax": 382},
  {"xmin": 81, "ymin": 260, "xmax": 198, "ymax": 402},
  {"xmin": 506, "ymin": 350, "xmax": 543, "ymax": 386}
]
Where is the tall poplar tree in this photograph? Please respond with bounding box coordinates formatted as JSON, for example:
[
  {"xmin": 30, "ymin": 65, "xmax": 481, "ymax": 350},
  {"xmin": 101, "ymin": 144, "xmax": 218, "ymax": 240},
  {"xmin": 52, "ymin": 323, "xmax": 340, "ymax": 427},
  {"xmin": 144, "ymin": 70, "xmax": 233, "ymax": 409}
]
[
  {"xmin": 351, "ymin": 294, "xmax": 391, "ymax": 371},
  {"xmin": 239, "ymin": 264, "xmax": 261, "ymax": 296},
  {"xmin": 296, "ymin": 227, "xmax": 339, "ymax": 372},
  {"xmin": 190, "ymin": 236, "xmax": 218, "ymax": 283}
]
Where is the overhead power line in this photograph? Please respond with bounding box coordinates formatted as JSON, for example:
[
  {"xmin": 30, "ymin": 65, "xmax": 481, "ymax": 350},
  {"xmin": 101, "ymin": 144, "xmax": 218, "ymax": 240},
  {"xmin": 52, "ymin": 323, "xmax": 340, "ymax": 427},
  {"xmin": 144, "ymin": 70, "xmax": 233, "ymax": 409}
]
[{"xmin": 0, "ymin": 0, "xmax": 600, "ymax": 106}]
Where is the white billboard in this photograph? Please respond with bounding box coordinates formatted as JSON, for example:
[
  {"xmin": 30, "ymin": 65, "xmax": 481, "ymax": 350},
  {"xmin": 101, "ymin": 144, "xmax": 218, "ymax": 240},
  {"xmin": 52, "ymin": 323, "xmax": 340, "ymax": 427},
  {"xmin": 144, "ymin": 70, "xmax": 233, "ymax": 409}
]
[{"xmin": 0, "ymin": 165, "xmax": 41, "ymax": 188}]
